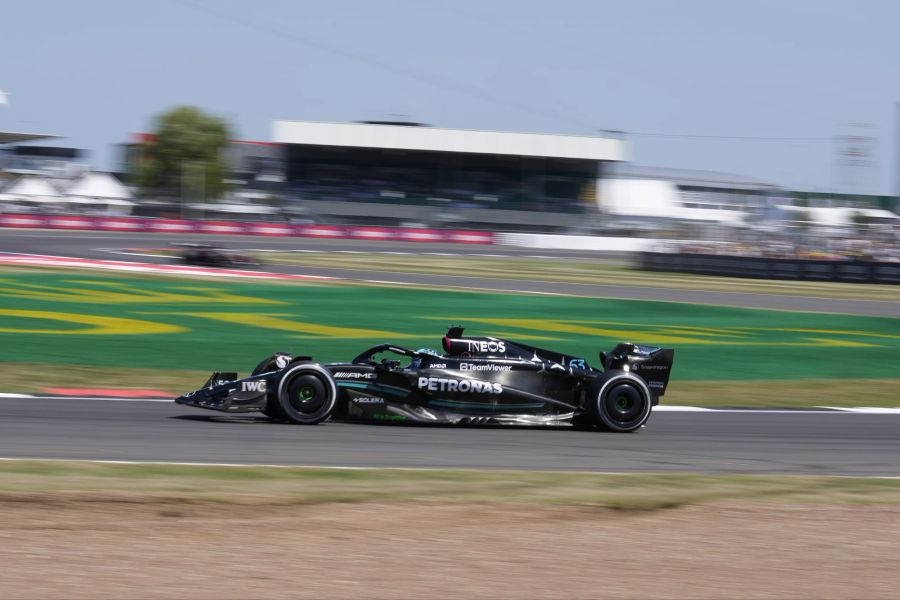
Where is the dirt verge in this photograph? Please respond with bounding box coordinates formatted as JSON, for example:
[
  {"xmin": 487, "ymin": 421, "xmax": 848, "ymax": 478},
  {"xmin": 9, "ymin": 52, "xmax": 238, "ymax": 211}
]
[{"xmin": 1, "ymin": 497, "xmax": 898, "ymax": 599}]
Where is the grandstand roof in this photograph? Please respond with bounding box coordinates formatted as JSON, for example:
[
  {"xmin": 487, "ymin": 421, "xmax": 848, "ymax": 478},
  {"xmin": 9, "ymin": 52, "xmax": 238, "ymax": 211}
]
[
  {"xmin": 610, "ymin": 164, "xmax": 780, "ymax": 190},
  {"xmin": 0, "ymin": 131, "xmax": 59, "ymax": 145},
  {"xmin": 272, "ymin": 120, "xmax": 625, "ymax": 161}
]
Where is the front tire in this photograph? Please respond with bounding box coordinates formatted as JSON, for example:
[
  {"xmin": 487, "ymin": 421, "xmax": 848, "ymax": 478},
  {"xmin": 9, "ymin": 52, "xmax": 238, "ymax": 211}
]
[
  {"xmin": 262, "ymin": 398, "xmax": 287, "ymax": 420},
  {"xmin": 255, "ymin": 353, "xmax": 294, "ymax": 420},
  {"xmin": 276, "ymin": 363, "xmax": 337, "ymax": 424},
  {"xmin": 588, "ymin": 372, "xmax": 652, "ymax": 433}
]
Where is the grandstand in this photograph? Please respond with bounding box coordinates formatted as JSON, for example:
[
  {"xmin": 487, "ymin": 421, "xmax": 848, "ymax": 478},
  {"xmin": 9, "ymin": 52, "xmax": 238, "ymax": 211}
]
[
  {"xmin": 272, "ymin": 120, "xmax": 625, "ymax": 231},
  {"xmin": 119, "ymin": 120, "xmax": 879, "ymax": 235},
  {"xmin": 0, "ymin": 131, "xmax": 63, "ymax": 181}
]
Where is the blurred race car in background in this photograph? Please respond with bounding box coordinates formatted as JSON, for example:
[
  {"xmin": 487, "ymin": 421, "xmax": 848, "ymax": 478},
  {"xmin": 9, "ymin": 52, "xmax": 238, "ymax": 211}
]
[
  {"xmin": 174, "ymin": 243, "xmax": 260, "ymax": 268},
  {"xmin": 176, "ymin": 326, "xmax": 675, "ymax": 432}
]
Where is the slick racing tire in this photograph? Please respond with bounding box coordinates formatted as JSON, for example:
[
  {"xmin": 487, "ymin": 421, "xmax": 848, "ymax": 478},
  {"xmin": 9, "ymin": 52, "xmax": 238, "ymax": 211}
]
[
  {"xmin": 276, "ymin": 363, "xmax": 337, "ymax": 425},
  {"xmin": 262, "ymin": 393, "xmax": 287, "ymax": 420},
  {"xmin": 588, "ymin": 371, "xmax": 652, "ymax": 433}
]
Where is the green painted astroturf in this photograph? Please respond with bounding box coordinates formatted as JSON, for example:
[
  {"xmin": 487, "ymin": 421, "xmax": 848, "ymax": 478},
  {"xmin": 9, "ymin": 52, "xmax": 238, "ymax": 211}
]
[{"xmin": 0, "ymin": 271, "xmax": 897, "ymax": 381}]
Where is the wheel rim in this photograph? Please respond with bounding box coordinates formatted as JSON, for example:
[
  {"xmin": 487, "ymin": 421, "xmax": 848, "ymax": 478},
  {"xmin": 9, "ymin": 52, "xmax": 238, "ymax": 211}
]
[
  {"xmin": 280, "ymin": 370, "xmax": 335, "ymax": 423},
  {"xmin": 289, "ymin": 377, "xmax": 326, "ymax": 415},
  {"xmin": 602, "ymin": 382, "xmax": 647, "ymax": 428}
]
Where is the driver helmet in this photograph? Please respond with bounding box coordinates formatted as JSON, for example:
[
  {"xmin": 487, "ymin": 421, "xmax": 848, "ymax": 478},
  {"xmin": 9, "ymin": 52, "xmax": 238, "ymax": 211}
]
[{"xmin": 410, "ymin": 348, "xmax": 440, "ymax": 369}]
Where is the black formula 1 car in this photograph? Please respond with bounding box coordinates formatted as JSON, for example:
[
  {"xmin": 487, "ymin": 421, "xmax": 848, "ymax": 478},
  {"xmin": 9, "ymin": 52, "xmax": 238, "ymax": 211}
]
[
  {"xmin": 175, "ymin": 327, "xmax": 675, "ymax": 432},
  {"xmin": 175, "ymin": 243, "xmax": 260, "ymax": 268}
]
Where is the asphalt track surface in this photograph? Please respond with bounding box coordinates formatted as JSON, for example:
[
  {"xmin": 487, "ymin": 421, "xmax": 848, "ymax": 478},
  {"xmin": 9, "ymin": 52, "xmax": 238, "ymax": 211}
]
[
  {"xmin": 2, "ymin": 228, "xmax": 898, "ymax": 475},
  {"xmin": 3, "ymin": 229, "xmax": 898, "ymax": 316},
  {"xmin": 1, "ymin": 396, "xmax": 898, "ymax": 475}
]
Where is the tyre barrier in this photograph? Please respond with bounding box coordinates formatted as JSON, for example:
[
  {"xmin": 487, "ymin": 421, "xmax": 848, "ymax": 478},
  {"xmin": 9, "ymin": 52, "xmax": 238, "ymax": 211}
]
[{"xmin": 639, "ymin": 252, "xmax": 900, "ymax": 285}]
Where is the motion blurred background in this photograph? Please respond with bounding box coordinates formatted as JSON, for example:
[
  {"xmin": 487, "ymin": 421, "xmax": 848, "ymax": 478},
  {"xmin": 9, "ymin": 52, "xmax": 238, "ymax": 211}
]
[{"xmin": 0, "ymin": 0, "xmax": 898, "ymax": 267}]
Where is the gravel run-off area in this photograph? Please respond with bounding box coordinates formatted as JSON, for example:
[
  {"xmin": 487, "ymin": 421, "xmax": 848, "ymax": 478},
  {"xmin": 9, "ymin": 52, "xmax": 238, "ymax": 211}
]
[{"xmin": 2, "ymin": 498, "xmax": 898, "ymax": 599}]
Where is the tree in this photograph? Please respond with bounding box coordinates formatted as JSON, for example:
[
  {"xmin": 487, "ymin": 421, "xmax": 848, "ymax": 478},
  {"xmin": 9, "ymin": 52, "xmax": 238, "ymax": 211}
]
[{"xmin": 137, "ymin": 106, "xmax": 232, "ymax": 200}]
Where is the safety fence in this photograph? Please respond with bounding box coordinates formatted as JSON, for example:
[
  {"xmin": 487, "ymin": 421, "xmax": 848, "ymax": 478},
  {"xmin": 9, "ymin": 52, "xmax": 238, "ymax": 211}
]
[
  {"xmin": 0, "ymin": 213, "xmax": 494, "ymax": 244},
  {"xmin": 640, "ymin": 252, "xmax": 900, "ymax": 284}
]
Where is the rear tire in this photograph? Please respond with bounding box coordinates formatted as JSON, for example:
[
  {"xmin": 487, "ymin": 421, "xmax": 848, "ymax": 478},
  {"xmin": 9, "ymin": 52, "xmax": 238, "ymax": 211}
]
[
  {"xmin": 588, "ymin": 372, "xmax": 652, "ymax": 433},
  {"xmin": 276, "ymin": 363, "xmax": 337, "ymax": 425}
]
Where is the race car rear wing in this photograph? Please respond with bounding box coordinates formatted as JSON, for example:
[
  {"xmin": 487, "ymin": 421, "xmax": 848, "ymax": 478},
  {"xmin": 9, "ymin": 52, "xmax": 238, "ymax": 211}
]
[{"xmin": 600, "ymin": 343, "xmax": 675, "ymax": 396}]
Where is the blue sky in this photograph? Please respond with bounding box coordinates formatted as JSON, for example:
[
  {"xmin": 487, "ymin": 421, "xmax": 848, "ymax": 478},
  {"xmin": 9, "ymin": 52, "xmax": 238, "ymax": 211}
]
[{"xmin": 2, "ymin": 0, "xmax": 899, "ymax": 193}]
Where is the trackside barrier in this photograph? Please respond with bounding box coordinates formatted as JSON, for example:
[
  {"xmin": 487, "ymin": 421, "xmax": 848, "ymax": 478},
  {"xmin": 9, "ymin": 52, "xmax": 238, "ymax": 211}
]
[
  {"xmin": 0, "ymin": 213, "xmax": 496, "ymax": 245},
  {"xmin": 297, "ymin": 225, "xmax": 347, "ymax": 238},
  {"xmin": 246, "ymin": 223, "xmax": 294, "ymax": 236},
  {"xmin": 349, "ymin": 226, "xmax": 395, "ymax": 241},
  {"xmin": 640, "ymin": 252, "xmax": 900, "ymax": 285},
  {"xmin": 0, "ymin": 214, "xmax": 46, "ymax": 228},
  {"xmin": 197, "ymin": 220, "xmax": 248, "ymax": 235},
  {"xmin": 46, "ymin": 216, "xmax": 96, "ymax": 230},
  {"xmin": 96, "ymin": 217, "xmax": 147, "ymax": 231},
  {"xmin": 446, "ymin": 230, "xmax": 493, "ymax": 244},
  {"xmin": 147, "ymin": 219, "xmax": 196, "ymax": 233}
]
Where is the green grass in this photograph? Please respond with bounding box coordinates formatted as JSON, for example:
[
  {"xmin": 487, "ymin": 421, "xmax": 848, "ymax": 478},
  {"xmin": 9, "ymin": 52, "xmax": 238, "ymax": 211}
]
[
  {"xmin": 1, "ymin": 269, "xmax": 898, "ymax": 385},
  {"xmin": 0, "ymin": 362, "xmax": 209, "ymax": 395},
  {"xmin": 1, "ymin": 460, "xmax": 899, "ymax": 510},
  {"xmin": 259, "ymin": 251, "xmax": 900, "ymax": 302}
]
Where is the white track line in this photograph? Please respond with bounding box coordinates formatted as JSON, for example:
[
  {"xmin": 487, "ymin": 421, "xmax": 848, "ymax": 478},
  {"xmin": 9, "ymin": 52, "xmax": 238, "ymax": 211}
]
[
  {"xmin": 818, "ymin": 406, "xmax": 900, "ymax": 414},
  {"xmin": 0, "ymin": 394, "xmax": 171, "ymax": 403},
  {"xmin": 105, "ymin": 251, "xmax": 172, "ymax": 259}
]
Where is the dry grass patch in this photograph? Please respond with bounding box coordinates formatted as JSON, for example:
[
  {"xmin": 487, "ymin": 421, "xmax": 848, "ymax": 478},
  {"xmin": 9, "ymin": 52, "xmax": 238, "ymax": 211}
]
[{"xmin": 2, "ymin": 460, "xmax": 900, "ymax": 511}]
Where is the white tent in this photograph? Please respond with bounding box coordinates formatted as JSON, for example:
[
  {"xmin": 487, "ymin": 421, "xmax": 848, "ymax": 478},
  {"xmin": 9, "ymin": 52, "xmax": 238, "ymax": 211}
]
[
  {"xmin": 62, "ymin": 173, "xmax": 135, "ymax": 215},
  {"xmin": 4, "ymin": 176, "xmax": 61, "ymax": 199},
  {"xmin": 65, "ymin": 172, "xmax": 132, "ymax": 200}
]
